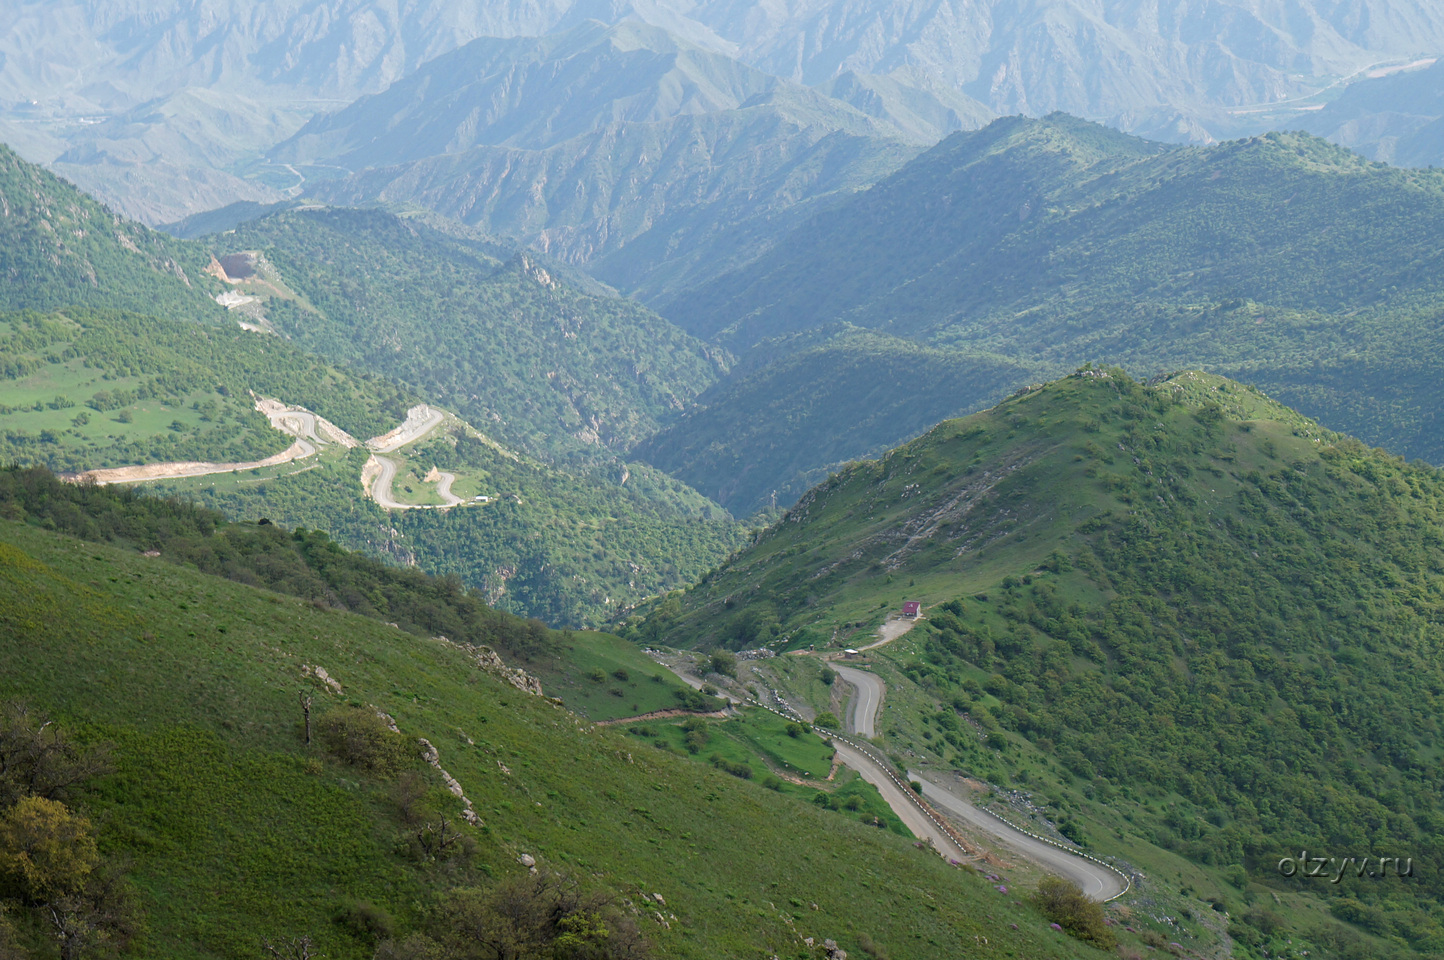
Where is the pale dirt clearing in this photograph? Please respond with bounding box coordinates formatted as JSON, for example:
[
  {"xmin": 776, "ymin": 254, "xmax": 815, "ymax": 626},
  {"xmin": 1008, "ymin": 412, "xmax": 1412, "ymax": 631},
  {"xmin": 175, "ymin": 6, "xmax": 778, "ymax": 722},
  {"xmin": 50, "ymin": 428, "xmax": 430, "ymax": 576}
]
[
  {"xmin": 366, "ymin": 404, "xmax": 446, "ymax": 452},
  {"xmin": 861, "ymin": 615, "xmax": 921, "ymax": 650}
]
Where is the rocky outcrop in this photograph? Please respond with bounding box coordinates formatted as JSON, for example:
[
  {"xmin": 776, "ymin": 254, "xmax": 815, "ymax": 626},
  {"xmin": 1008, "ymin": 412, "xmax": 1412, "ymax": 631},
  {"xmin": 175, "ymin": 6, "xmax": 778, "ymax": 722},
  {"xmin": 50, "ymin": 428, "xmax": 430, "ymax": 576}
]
[
  {"xmin": 442, "ymin": 639, "xmax": 545, "ymax": 697},
  {"xmin": 418, "ymin": 737, "xmax": 480, "ymax": 825}
]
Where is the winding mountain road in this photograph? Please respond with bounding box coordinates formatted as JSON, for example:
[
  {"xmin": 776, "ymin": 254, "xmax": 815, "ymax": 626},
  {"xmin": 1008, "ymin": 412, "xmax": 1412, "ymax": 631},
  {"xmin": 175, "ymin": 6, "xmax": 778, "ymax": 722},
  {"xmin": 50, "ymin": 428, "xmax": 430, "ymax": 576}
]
[
  {"xmin": 68, "ymin": 397, "xmax": 353, "ymax": 485},
  {"xmin": 910, "ymin": 772, "xmax": 1128, "ymax": 901},
  {"xmin": 830, "ymin": 663, "xmax": 884, "ymax": 738},
  {"xmin": 829, "ymin": 632, "xmax": 1128, "ymax": 901},
  {"xmin": 365, "ymin": 456, "xmax": 463, "ymax": 510},
  {"xmin": 830, "ymin": 740, "xmax": 970, "ymax": 861}
]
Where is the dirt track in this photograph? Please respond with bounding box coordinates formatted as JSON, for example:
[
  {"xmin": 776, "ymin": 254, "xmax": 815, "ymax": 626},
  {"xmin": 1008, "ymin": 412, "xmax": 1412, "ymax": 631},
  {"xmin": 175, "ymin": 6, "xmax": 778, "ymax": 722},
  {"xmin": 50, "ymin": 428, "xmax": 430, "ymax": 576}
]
[{"xmin": 69, "ymin": 397, "xmax": 352, "ymax": 485}]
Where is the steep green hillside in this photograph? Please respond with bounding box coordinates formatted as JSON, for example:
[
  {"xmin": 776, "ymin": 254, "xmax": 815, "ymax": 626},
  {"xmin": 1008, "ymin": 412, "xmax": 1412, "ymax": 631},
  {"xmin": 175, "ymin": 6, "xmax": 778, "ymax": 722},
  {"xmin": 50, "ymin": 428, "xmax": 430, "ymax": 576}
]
[
  {"xmin": 659, "ymin": 116, "xmax": 1444, "ymax": 468},
  {"xmin": 0, "ymin": 145, "xmax": 223, "ymax": 319},
  {"xmin": 0, "ymin": 473, "xmax": 1108, "ymax": 960},
  {"xmin": 639, "ymin": 369, "xmax": 1444, "ymax": 956},
  {"xmin": 0, "ymin": 308, "xmax": 413, "ymax": 472},
  {"xmin": 219, "ymin": 207, "xmax": 727, "ymax": 458},
  {"xmin": 634, "ymin": 328, "xmax": 1040, "ymax": 515}
]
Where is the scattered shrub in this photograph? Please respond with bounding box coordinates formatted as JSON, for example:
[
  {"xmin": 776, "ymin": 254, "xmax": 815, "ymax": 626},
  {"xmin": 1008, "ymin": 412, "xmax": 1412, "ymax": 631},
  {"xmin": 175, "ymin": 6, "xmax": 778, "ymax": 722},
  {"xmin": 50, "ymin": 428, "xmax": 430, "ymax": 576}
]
[
  {"xmin": 334, "ymin": 899, "xmax": 395, "ymax": 941},
  {"xmin": 1031, "ymin": 875, "xmax": 1116, "ymax": 948},
  {"xmin": 318, "ymin": 708, "xmax": 411, "ymax": 777},
  {"xmin": 708, "ymin": 651, "xmax": 737, "ymax": 678}
]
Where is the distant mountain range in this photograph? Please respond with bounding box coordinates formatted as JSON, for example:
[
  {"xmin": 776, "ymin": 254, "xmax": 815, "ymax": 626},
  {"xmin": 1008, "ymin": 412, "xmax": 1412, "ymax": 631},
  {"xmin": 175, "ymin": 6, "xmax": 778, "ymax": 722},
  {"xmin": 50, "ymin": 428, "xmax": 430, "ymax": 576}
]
[
  {"xmin": 635, "ymin": 115, "xmax": 1444, "ymax": 512},
  {"xmin": 277, "ymin": 21, "xmax": 923, "ymax": 299},
  {"xmin": 7, "ymin": 1, "xmax": 1444, "ymax": 221}
]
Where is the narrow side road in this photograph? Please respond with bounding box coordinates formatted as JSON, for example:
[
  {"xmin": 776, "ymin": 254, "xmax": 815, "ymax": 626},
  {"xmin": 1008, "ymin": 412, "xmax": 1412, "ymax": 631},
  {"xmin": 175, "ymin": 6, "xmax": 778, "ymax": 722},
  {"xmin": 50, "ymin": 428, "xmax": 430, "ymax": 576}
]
[{"xmin": 829, "ymin": 651, "xmax": 1130, "ymax": 901}]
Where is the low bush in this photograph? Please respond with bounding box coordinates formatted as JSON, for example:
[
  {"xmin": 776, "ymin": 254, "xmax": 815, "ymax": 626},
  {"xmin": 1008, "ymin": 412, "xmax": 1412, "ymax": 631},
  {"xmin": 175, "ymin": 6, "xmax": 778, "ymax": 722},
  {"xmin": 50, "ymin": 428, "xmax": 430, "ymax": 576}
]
[
  {"xmin": 317, "ymin": 708, "xmax": 411, "ymax": 777},
  {"xmin": 1031, "ymin": 875, "xmax": 1116, "ymax": 948}
]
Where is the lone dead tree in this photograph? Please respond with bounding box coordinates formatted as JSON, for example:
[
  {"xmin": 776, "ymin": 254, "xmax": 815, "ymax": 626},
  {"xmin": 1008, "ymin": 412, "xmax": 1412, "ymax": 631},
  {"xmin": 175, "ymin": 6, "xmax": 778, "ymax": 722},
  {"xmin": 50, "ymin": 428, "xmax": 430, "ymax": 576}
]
[
  {"xmin": 298, "ymin": 692, "xmax": 313, "ymax": 745},
  {"xmin": 262, "ymin": 935, "xmax": 321, "ymax": 959},
  {"xmin": 417, "ymin": 814, "xmax": 462, "ymax": 860}
]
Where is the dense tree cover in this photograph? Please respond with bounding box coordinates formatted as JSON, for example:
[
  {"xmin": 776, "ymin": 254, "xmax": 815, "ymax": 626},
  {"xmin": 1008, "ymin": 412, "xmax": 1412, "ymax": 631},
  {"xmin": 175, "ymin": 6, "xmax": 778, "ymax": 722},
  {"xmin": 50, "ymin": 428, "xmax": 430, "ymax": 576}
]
[
  {"xmin": 650, "ymin": 116, "xmax": 1444, "ymax": 503},
  {"xmin": 646, "ymin": 370, "xmax": 1444, "ymax": 955},
  {"xmin": 0, "ymin": 146, "xmax": 221, "ymax": 321},
  {"xmin": 151, "ymin": 428, "xmax": 744, "ymax": 626},
  {"xmin": 635, "ymin": 327, "xmax": 1038, "ymax": 515},
  {"xmin": 0, "ymin": 309, "xmax": 415, "ymax": 473},
  {"xmin": 221, "ymin": 208, "xmax": 726, "ymax": 459}
]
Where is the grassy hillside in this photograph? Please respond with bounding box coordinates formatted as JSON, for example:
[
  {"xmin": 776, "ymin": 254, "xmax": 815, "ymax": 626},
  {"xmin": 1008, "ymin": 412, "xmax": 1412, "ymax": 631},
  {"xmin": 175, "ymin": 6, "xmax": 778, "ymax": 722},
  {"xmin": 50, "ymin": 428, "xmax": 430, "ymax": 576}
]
[
  {"xmin": 637, "ymin": 369, "xmax": 1444, "ymax": 957},
  {"xmin": 218, "ymin": 207, "xmax": 727, "ymax": 459},
  {"xmin": 0, "ymin": 308, "xmax": 413, "ymax": 472},
  {"xmin": 654, "ymin": 115, "xmax": 1444, "ymax": 481},
  {"xmin": 0, "ymin": 473, "xmax": 1110, "ymax": 960}
]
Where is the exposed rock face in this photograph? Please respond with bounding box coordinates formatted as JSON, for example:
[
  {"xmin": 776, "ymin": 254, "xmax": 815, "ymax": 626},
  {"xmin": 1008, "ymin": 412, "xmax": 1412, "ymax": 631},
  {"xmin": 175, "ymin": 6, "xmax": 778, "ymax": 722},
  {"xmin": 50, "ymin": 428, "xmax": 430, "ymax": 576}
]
[
  {"xmin": 468, "ymin": 644, "xmax": 545, "ymax": 697},
  {"xmin": 418, "ymin": 736, "xmax": 481, "ymax": 825},
  {"xmin": 302, "ymin": 663, "xmax": 342, "ymax": 693}
]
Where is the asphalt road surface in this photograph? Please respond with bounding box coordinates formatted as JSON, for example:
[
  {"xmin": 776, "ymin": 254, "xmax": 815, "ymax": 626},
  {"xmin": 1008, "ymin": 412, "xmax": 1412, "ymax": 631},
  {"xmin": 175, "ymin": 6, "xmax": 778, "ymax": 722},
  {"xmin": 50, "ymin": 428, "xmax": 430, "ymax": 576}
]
[
  {"xmin": 367, "ymin": 457, "xmax": 462, "ymax": 510},
  {"xmin": 830, "ymin": 740, "xmax": 970, "ymax": 860},
  {"xmin": 830, "ymin": 663, "xmax": 884, "ymax": 738},
  {"xmin": 910, "ymin": 772, "xmax": 1127, "ymax": 901}
]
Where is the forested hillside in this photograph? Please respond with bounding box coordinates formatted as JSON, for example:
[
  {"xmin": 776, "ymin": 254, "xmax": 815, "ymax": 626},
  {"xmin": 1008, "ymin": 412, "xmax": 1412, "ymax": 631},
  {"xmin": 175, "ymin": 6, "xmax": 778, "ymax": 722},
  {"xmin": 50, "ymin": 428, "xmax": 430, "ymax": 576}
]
[
  {"xmin": 220, "ymin": 206, "xmax": 727, "ymax": 458},
  {"xmin": 0, "ymin": 145, "xmax": 223, "ymax": 320},
  {"xmin": 642, "ymin": 116, "xmax": 1444, "ymax": 507},
  {"xmin": 153, "ymin": 436, "xmax": 741, "ymax": 627},
  {"xmin": 634, "ymin": 328, "xmax": 1040, "ymax": 515},
  {"xmin": 640, "ymin": 369, "xmax": 1444, "ymax": 956}
]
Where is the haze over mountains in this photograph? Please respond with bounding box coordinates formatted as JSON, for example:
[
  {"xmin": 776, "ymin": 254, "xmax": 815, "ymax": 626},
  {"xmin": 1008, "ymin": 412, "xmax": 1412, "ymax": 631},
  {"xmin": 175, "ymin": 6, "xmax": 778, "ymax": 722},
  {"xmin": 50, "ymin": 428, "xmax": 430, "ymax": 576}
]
[
  {"xmin": 9, "ymin": 0, "xmax": 1444, "ymax": 221},
  {"xmin": 8, "ymin": 4, "xmax": 1444, "ymax": 958}
]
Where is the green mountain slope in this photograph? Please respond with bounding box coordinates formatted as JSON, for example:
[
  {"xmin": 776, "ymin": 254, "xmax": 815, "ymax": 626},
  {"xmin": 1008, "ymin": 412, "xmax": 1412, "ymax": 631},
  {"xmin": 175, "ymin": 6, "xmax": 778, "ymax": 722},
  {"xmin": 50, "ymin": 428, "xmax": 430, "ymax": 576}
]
[
  {"xmin": 0, "ymin": 144, "xmax": 224, "ymax": 320},
  {"xmin": 638, "ymin": 369, "xmax": 1444, "ymax": 956},
  {"xmin": 0, "ymin": 145, "xmax": 743, "ymax": 625},
  {"xmin": 0, "ymin": 308, "xmax": 413, "ymax": 472},
  {"xmin": 0, "ymin": 471, "xmax": 1108, "ymax": 960},
  {"xmin": 656, "ymin": 115, "xmax": 1444, "ymax": 472},
  {"xmin": 634, "ymin": 328, "xmax": 1040, "ymax": 515},
  {"xmin": 217, "ymin": 206, "xmax": 727, "ymax": 458}
]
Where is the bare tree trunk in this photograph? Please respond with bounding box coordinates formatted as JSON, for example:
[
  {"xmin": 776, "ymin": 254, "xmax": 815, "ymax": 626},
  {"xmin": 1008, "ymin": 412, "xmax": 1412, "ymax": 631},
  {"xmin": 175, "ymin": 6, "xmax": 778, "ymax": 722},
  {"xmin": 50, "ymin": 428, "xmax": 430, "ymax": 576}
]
[{"xmin": 299, "ymin": 693, "xmax": 312, "ymax": 745}]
